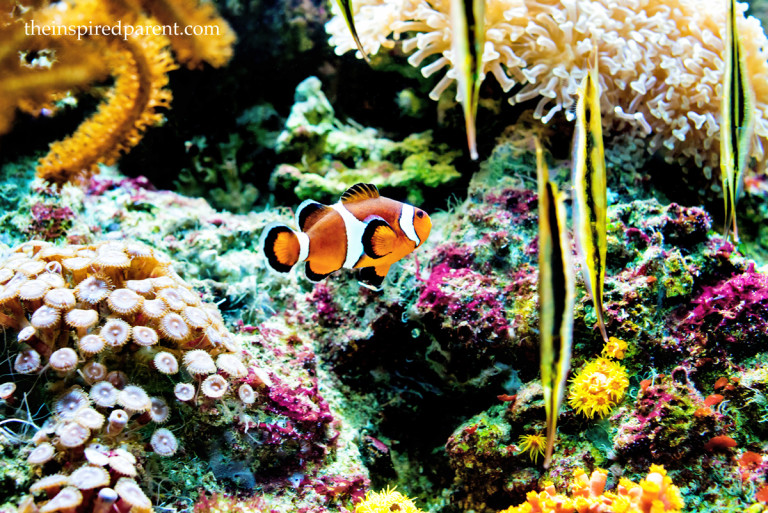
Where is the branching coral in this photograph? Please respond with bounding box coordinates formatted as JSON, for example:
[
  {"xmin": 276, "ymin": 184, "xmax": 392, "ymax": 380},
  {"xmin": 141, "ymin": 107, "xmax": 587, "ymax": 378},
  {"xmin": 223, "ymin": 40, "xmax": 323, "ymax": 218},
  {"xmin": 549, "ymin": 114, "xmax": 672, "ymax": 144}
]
[
  {"xmin": 499, "ymin": 465, "xmax": 684, "ymax": 513},
  {"xmin": 0, "ymin": 0, "xmax": 236, "ymax": 185},
  {"xmin": 328, "ymin": 0, "xmax": 768, "ymax": 172},
  {"xmin": 36, "ymin": 22, "xmax": 177, "ymax": 185}
]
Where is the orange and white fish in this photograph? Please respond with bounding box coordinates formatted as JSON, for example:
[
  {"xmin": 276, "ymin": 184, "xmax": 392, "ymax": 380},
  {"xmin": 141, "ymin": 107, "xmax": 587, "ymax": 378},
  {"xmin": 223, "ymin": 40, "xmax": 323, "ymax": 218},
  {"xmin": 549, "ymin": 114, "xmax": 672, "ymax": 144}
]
[{"xmin": 260, "ymin": 183, "xmax": 432, "ymax": 288}]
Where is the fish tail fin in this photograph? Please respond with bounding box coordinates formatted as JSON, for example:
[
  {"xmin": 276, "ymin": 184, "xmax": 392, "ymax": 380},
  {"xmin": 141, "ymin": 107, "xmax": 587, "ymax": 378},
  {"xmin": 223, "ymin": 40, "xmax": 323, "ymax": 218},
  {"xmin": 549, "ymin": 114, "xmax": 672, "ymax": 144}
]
[
  {"xmin": 596, "ymin": 303, "xmax": 609, "ymax": 344},
  {"xmin": 260, "ymin": 223, "xmax": 308, "ymax": 273},
  {"xmin": 543, "ymin": 410, "xmax": 557, "ymax": 469}
]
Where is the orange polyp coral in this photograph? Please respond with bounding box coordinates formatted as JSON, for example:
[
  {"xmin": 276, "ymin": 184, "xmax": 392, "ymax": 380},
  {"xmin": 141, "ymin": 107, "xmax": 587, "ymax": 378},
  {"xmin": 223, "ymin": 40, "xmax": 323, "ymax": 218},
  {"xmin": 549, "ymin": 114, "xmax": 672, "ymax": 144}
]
[
  {"xmin": 37, "ymin": 27, "xmax": 177, "ymax": 185},
  {"xmin": 500, "ymin": 465, "xmax": 684, "ymax": 513},
  {"xmin": 139, "ymin": 0, "xmax": 237, "ymax": 69},
  {"xmin": 2, "ymin": 0, "xmax": 236, "ymax": 185}
]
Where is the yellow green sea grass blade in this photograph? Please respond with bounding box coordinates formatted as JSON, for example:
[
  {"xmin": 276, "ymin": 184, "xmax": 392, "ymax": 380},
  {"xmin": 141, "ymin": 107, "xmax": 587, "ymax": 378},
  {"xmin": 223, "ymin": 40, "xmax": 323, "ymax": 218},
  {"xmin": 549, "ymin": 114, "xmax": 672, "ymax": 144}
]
[
  {"xmin": 336, "ymin": 0, "xmax": 371, "ymax": 64},
  {"xmin": 536, "ymin": 139, "xmax": 575, "ymax": 469},
  {"xmin": 450, "ymin": 0, "xmax": 485, "ymax": 160},
  {"xmin": 720, "ymin": 0, "xmax": 755, "ymax": 242},
  {"xmin": 572, "ymin": 56, "xmax": 609, "ymax": 343}
]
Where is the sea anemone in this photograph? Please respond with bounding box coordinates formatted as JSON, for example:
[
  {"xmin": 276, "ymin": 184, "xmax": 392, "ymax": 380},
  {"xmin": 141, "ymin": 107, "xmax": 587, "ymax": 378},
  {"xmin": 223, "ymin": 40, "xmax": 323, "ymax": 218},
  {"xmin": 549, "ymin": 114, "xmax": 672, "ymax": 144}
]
[
  {"xmin": 107, "ymin": 288, "xmax": 144, "ymax": 315},
  {"xmin": 15, "ymin": 348, "xmax": 42, "ymax": 374},
  {"xmin": 117, "ymin": 385, "xmax": 151, "ymax": 413},
  {"xmin": 114, "ymin": 478, "xmax": 152, "ymax": 511},
  {"xmin": 174, "ymin": 383, "xmax": 195, "ymax": 402},
  {"xmin": 27, "ymin": 442, "xmax": 56, "ymax": 465},
  {"xmin": 159, "ymin": 312, "xmax": 190, "ymax": 342},
  {"xmin": 150, "ymin": 428, "xmax": 178, "ymax": 456},
  {"xmin": 49, "ymin": 348, "xmax": 79, "ymax": 373},
  {"xmin": 78, "ymin": 334, "xmax": 107, "ymax": 356},
  {"xmin": 75, "ymin": 276, "xmax": 112, "ymax": 304},
  {"xmin": 90, "ymin": 381, "xmax": 119, "ymax": 408},
  {"xmin": 101, "ymin": 318, "xmax": 132, "ymax": 347},
  {"xmin": 149, "ymin": 397, "xmax": 170, "ymax": 423},
  {"xmin": 154, "ymin": 352, "xmax": 179, "ymax": 375},
  {"xmin": 568, "ymin": 357, "xmax": 629, "ymax": 418},
  {"xmin": 55, "ymin": 421, "xmax": 91, "ymax": 448},
  {"xmin": 328, "ymin": 0, "xmax": 768, "ymax": 173},
  {"xmin": 200, "ymin": 375, "xmax": 228, "ymax": 398},
  {"xmin": 44, "ymin": 288, "xmax": 77, "ymax": 310},
  {"xmin": 132, "ymin": 326, "xmax": 158, "ymax": 347},
  {"xmin": 55, "ymin": 388, "xmax": 90, "ymax": 420},
  {"xmin": 68, "ymin": 465, "xmax": 110, "ymax": 490},
  {"xmin": 38, "ymin": 487, "xmax": 83, "ymax": 513},
  {"xmin": 183, "ymin": 350, "xmax": 216, "ymax": 375},
  {"xmin": 80, "ymin": 361, "xmax": 108, "ymax": 384}
]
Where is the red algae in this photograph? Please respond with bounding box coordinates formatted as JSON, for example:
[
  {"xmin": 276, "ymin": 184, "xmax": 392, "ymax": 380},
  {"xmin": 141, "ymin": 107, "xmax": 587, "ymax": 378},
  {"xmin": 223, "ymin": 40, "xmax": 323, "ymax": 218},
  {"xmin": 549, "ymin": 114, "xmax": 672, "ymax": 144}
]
[{"xmin": 704, "ymin": 435, "xmax": 737, "ymax": 452}]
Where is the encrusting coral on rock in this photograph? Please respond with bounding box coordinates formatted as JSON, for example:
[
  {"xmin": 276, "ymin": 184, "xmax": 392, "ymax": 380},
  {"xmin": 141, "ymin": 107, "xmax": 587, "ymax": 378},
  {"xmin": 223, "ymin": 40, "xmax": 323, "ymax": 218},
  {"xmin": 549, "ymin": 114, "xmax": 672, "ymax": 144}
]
[{"xmin": 328, "ymin": 0, "xmax": 768, "ymax": 173}]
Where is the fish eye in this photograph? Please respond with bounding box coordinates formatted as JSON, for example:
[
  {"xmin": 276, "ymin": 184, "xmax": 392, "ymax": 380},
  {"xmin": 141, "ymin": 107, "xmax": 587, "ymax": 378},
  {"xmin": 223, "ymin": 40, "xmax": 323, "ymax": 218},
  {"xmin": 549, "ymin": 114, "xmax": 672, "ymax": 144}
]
[{"xmin": 416, "ymin": 211, "xmax": 424, "ymax": 218}]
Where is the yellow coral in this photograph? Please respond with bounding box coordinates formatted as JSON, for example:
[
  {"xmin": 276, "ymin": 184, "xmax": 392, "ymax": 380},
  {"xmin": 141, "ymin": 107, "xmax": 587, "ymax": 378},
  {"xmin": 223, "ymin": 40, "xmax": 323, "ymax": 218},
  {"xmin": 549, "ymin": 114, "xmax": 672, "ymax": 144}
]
[
  {"xmin": 518, "ymin": 433, "xmax": 546, "ymax": 464},
  {"xmin": 499, "ymin": 465, "xmax": 684, "ymax": 513},
  {"xmin": 37, "ymin": 17, "xmax": 177, "ymax": 185},
  {"xmin": 568, "ymin": 357, "xmax": 628, "ymax": 418},
  {"xmin": 602, "ymin": 336, "xmax": 628, "ymax": 360},
  {"xmin": 328, "ymin": 0, "xmax": 768, "ymax": 172},
  {"xmin": 355, "ymin": 487, "xmax": 426, "ymax": 513}
]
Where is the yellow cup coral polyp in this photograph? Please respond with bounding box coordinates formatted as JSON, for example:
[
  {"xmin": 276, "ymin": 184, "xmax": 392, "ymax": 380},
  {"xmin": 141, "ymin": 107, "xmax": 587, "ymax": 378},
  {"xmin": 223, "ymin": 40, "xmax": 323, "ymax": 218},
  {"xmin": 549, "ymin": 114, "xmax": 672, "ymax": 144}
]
[
  {"xmin": 355, "ymin": 487, "xmax": 426, "ymax": 513},
  {"xmin": 568, "ymin": 357, "xmax": 629, "ymax": 418}
]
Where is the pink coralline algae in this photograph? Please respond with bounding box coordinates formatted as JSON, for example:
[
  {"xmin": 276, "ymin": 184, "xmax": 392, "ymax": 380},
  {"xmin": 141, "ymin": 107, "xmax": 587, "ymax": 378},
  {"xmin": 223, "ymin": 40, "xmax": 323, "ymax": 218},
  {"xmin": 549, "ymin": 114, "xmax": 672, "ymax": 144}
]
[
  {"xmin": 417, "ymin": 263, "xmax": 511, "ymax": 347},
  {"xmin": 613, "ymin": 376, "xmax": 721, "ymax": 465},
  {"xmin": 679, "ymin": 266, "xmax": 768, "ymax": 349},
  {"xmin": 307, "ymin": 283, "xmax": 341, "ymax": 328},
  {"xmin": 26, "ymin": 203, "xmax": 75, "ymax": 240}
]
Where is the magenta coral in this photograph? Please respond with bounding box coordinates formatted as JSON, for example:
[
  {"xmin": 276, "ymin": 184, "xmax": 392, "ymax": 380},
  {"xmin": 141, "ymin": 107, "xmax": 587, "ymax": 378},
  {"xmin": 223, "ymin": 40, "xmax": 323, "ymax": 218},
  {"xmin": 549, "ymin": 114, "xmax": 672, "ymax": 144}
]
[{"xmin": 679, "ymin": 265, "xmax": 768, "ymax": 348}]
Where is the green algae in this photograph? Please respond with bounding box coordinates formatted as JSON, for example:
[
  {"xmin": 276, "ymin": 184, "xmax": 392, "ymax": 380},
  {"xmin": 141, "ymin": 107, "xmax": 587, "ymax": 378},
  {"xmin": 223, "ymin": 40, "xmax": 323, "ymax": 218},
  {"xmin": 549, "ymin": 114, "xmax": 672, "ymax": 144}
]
[{"xmin": 272, "ymin": 76, "xmax": 461, "ymax": 205}]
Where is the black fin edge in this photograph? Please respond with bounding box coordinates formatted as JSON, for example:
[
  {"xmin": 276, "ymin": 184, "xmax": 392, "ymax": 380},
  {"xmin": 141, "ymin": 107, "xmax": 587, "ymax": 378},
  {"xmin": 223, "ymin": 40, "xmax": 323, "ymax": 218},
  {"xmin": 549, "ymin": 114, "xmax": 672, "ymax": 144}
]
[
  {"xmin": 297, "ymin": 201, "xmax": 326, "ymax": 231},
  {"xmin": 305, "ymin": 262, "xmax": 330, "ymax": 282},
  {"xmin": 341, "ymin": 183, "xmax": 379, "ymax": 203},
  {"xmin": 263, "ymin": 226, "xmax": 295, "ymax": 273},
  {"xmin": 362, "ymin": 218, "xmax": 392, "ymax": 258},
  {"xmin": 359, "ymin": 266, "xmax": 385, "ymax": 288}
]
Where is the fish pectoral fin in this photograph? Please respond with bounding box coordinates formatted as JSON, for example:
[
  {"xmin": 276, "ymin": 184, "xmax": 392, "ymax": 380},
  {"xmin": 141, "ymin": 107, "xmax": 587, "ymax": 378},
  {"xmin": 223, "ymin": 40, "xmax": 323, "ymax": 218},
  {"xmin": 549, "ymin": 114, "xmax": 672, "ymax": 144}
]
[
  {"xmin": 341, "ymin": 183, "xmax": 380, "ymax": 204},
  {"xmin": 304, "ymin": 262, "xmax": 331, "ymax": 282},
  {"xmin": 358, "ymin": 264, "xmax": 390, "ymax": 290},
  {"xmin": 296, "ymin": 200, "xmax": 332, "ymax": 232},
  {"xmin": 362, "ymin": 217, "xmax": 396, "ymax": 258}
]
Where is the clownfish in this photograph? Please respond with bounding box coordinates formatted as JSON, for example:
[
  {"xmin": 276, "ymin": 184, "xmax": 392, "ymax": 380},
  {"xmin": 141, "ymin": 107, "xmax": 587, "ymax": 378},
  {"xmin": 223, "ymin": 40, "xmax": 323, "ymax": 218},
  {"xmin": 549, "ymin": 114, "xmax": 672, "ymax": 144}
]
[{"xmin": 260, "ymin": 183, "xmax": 432, "ymax": 288}]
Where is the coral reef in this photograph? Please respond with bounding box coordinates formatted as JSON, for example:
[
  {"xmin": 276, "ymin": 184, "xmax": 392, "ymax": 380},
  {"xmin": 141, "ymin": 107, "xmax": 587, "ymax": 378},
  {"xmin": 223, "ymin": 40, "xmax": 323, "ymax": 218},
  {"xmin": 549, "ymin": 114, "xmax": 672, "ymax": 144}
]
[{"xmin": 328, "ymin": 0, "xmax": 768, "ymax": 173}]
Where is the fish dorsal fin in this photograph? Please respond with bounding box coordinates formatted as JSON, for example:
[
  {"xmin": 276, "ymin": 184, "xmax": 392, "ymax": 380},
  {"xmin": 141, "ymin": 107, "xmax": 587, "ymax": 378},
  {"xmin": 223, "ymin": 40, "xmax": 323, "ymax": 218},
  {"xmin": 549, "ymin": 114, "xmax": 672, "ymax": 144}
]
[
  {"xmin": 362, "ymin": 216, "xmax": 396, "ymax": 258},
  {"xmin": 341, "ymin": 183, "xmax": 379, "ymax": 204},
  {"xmin": 296, "ymin": 200, "xmax": 332, "ymax": 232}
]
